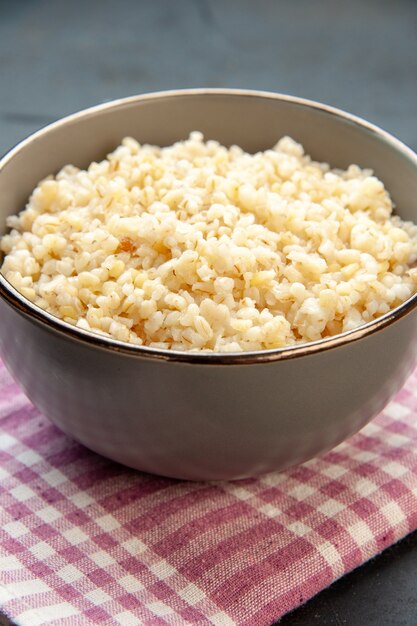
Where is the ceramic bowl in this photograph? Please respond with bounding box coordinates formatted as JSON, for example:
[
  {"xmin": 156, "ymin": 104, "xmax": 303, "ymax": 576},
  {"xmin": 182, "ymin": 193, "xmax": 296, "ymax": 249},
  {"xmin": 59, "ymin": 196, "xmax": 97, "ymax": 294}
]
[{"xmin": 1, "ymin": 89, "xmax": 417, "ymax": 480}]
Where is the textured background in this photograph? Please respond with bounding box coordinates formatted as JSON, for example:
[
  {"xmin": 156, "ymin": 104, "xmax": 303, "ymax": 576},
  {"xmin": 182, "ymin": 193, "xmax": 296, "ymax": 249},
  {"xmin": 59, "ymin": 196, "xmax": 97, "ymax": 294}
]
[
  {"xmin": 0, "ymin": 1, "xmax": 416, "ymax": 624},
  {"xmin": 1, "ymin": 0, "xmax": 416, "ymax": 154}
]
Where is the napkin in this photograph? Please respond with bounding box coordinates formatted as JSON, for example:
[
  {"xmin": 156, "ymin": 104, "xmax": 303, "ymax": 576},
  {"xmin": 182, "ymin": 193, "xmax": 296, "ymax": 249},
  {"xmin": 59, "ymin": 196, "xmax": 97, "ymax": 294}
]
[{"xmin": 1, "ymin": 359, "xmax": 417, "ymax": 626}]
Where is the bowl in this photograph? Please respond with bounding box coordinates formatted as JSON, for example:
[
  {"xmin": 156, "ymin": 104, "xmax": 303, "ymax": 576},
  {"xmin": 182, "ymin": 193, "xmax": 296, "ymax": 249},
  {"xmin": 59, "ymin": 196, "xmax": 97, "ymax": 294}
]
[{"xmin": 1, "ymin": 89, "xmax": 417, "ymax": 481}]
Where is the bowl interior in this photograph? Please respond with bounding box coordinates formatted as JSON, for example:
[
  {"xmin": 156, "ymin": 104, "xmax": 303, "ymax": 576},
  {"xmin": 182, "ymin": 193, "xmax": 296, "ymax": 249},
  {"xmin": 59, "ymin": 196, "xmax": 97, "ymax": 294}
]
[{"xmin": 1, "ymin": 90, "xmax": 417, "ymax": 243}]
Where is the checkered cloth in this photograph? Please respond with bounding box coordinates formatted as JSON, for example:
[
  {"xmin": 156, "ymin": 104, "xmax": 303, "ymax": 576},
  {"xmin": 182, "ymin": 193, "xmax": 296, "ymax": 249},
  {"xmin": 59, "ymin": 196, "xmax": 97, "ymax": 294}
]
[{"xmin": 1, "ymin": 359, "xmax": 417, "ymax": 626}]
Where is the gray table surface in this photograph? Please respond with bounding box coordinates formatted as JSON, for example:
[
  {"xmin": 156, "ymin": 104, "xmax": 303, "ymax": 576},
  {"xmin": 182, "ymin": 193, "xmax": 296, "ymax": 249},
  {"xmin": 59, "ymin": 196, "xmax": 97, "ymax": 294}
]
[{"xmin": 1, "ymin": 1, "xmax": 416, "ymax": 624}]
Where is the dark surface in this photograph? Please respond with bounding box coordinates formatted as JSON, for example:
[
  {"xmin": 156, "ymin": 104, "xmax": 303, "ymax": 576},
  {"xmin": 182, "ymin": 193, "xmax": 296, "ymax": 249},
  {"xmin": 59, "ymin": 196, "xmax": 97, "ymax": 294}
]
[
  {"xmin": 0, "ymin": 1, "xmax": 416, "ymax": 624},
  {"xmin": 281, "ymin": 531, "xmax": 417, "ymax": 626}
]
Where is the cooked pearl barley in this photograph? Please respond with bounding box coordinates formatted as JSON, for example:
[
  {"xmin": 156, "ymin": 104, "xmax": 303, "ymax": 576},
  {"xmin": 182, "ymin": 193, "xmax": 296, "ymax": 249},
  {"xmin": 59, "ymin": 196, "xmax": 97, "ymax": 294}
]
[{"xmin": 1, "ymin": 134, "xmax": 417, "ymax": 352}]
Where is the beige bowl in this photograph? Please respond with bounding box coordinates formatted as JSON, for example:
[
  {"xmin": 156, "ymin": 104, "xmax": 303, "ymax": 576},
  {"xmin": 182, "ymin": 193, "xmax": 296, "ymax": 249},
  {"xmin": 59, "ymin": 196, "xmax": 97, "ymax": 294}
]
[{"xmin": 1, "ymin": 89, "xmax": 417, "ymax": 480}]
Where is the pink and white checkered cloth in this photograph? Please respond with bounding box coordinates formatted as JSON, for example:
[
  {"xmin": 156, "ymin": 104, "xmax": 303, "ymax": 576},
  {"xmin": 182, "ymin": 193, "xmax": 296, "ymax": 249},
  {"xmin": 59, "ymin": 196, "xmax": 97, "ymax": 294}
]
[{"xmin": 1, "ymin": 359, "xmax": 417, "ymax": 626}]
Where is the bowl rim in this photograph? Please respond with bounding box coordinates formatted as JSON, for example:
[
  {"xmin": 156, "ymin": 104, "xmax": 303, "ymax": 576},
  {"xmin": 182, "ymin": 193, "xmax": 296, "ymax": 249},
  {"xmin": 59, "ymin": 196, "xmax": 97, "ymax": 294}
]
[{"xmin": 1, "ymin": 87, "xmax": 417, "ymax": 365}]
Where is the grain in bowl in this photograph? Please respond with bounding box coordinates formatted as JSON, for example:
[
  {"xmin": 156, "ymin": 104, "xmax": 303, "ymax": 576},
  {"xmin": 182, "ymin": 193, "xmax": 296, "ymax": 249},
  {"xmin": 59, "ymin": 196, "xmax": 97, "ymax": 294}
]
[{"xmin": 1, "ymin": 132, "xmax": 417, "ymax": 352}]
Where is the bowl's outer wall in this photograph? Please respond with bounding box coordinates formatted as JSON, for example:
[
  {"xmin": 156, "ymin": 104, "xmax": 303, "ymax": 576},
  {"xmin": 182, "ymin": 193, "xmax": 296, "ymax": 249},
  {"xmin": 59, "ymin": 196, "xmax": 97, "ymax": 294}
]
[
  {"xmin": 1, "ymin": 91, "xmax": 417, "ymax": 479},
  {"xmin": 1, "ymin": 295, "xmax": 416, "ymax": 480}
]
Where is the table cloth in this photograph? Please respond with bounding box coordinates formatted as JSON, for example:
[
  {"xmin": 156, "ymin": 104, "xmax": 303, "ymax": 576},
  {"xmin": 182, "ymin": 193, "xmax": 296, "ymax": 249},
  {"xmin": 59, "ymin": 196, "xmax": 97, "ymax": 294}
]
[{"xmin": 1, "ymin": 360, "xmax": 417, "ymax": 625}]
